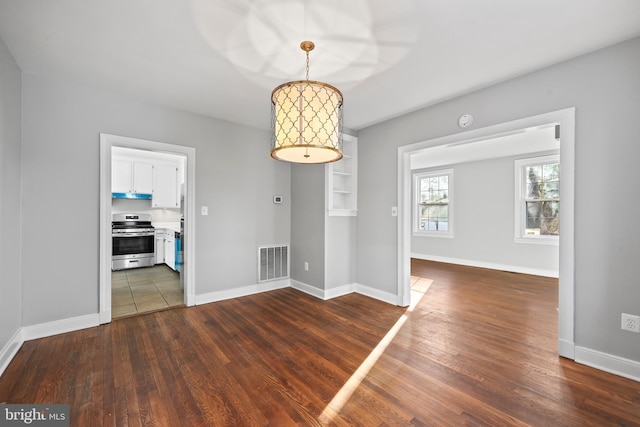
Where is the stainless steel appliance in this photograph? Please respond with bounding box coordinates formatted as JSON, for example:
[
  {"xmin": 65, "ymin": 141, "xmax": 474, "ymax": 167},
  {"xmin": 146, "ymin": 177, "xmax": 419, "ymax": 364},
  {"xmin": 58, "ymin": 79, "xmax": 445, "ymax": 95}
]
[{"xmin": 112, "ymin": 213, "xmax": 155, "ymax": 270}]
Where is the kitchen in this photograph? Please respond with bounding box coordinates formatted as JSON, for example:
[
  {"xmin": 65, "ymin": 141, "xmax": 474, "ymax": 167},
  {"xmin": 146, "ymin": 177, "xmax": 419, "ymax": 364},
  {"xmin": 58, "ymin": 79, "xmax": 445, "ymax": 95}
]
[{"xmin": 111, "ymin": 146, "xmax": 186, "ymax": 318}]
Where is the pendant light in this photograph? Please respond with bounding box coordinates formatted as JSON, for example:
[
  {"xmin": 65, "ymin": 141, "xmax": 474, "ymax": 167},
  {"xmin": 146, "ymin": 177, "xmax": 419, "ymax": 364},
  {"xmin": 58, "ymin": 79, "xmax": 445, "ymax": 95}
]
[{"xmin": 271, "ymin": 41, "xmax": 343, "ymax": 164}]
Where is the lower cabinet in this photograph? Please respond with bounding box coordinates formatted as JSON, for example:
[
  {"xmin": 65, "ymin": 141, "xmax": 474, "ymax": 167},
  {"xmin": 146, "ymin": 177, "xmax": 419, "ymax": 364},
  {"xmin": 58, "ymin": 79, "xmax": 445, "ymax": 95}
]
[
  {"xmin": 155, "ymin": 230, "xmax": 164, "ymax": 264},
  {"xmin": 164, "ymin": 232, "xmax": 175, "ymax": 270},
  {"xmin": 155, "ymin": 229, "xmax": 177, "ymax": 270}
]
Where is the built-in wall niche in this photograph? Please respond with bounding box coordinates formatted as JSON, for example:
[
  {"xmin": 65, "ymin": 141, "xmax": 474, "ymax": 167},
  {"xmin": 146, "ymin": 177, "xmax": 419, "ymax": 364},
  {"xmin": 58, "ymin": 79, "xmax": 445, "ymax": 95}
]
[{"xmin": 326, "ymin": 134, "xmax": 357, "ymax": 216}]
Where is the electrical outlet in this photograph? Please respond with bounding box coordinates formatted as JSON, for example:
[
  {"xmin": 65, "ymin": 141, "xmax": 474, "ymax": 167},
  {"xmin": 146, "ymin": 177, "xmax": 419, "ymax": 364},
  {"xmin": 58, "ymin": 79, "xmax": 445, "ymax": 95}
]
[{"xmin": 621, "ymin": 313, "xmax": 640, "ymax": 333}]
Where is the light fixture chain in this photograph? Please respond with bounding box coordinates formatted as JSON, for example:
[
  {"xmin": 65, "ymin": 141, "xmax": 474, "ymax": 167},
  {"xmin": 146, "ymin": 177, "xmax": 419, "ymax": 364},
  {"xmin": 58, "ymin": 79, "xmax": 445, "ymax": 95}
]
[{"xmin": 305, "ymin": 50, "xmax": 310, "ymax": 81}]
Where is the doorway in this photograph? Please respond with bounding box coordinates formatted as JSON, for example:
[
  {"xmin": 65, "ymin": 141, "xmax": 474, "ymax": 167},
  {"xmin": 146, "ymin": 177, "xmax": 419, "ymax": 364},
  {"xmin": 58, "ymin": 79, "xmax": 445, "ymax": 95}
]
[
  {"xmin": 397, "ymin": 108, "xmax": 576, "ymax": 359},
  {"xmin": 99, "ymin": 134, "xmax": 196, "ymax": 324}
]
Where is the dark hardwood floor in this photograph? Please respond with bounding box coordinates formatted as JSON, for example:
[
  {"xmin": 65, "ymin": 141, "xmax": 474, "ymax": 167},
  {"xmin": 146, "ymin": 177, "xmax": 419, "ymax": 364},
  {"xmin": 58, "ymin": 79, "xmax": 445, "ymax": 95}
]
[{"xmin": 1, "ymin": 259, "xmax": 639, "ymax": 426}]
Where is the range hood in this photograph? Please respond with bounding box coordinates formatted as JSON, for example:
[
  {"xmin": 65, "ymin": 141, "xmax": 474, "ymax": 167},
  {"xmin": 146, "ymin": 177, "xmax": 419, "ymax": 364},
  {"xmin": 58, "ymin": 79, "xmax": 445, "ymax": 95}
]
[{"xmin": 112, "ymin": 192, "xmax": 152, "ymax": 200}]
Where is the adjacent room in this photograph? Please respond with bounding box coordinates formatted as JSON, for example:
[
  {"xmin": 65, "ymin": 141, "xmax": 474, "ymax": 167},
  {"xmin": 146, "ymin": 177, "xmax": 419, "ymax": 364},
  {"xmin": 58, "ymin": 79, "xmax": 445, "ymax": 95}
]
[{"xmin": 1, "ymin": 1, "xmax": 639, "ymax": 425}]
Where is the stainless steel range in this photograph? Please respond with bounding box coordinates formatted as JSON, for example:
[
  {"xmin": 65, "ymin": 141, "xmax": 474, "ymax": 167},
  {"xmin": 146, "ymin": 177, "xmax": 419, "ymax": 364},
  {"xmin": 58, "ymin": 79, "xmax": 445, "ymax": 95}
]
[{"xmin": 112, "ymin": 213, "xmax": 155, "ymax": 270}]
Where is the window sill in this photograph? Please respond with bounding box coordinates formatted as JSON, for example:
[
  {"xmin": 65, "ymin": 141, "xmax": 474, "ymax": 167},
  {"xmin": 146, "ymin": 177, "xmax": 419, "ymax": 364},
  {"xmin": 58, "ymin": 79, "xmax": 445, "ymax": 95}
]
[
  {"xmin": 514, "ymin": 236, "xmax": 559, "ymax": 246},
  {"xmin": 413, "ymin": 231, "xmax": 454, "ymax": 239}
]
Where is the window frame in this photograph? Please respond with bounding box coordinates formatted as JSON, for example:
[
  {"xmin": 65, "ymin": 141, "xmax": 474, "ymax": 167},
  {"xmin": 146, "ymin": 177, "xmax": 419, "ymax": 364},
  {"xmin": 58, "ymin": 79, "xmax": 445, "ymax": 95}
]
[
  {"xmin": 413, "ymin": 168, "xmax": 454, "ymax": 238},
  {"xmin": 514, "ymin": 154, "xmax": 559, "ymax": 245}
]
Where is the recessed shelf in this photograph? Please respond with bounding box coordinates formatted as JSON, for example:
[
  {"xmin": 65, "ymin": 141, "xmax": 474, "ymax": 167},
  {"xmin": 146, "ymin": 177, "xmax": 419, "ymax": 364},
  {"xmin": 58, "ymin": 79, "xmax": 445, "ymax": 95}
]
[{"xmin": 327, "ymin": 135, "xmax": 357, "ymax": 216}]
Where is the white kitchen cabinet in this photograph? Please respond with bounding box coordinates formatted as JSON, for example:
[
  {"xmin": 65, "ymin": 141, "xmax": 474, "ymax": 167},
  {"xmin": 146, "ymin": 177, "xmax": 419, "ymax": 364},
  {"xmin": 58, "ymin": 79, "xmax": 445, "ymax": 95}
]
[
  {"xmin": 112, "ymin": 159, "xmax": 132, "ymax": 193},
  {"xmin": 133, "ymin": 162, "xmax": 153, "ymax": 193},
  {"xmin": 152, "ymin": 164, "xmax": 180, "ymax": 208},
  {"xmin": 155, "ymin": 229, "xmax": 165, "ymax": 264},
  {"xmin": 112, "ymin": 159, "xmax": 153, "ymax": 194},
  {"xmin": 164, "ymin": 231, "xmax": 175, "ymax": 270}
]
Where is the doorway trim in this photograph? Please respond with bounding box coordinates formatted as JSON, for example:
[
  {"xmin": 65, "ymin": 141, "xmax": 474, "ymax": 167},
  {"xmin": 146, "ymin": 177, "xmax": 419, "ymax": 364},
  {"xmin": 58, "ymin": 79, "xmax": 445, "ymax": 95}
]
[
  {"xmin": 397, "ymin": 108, "xmax": 575, "ymax": 359},
  {"xmin": 99, "ymin": 133, "xmax": 197, "ymax": 324}
]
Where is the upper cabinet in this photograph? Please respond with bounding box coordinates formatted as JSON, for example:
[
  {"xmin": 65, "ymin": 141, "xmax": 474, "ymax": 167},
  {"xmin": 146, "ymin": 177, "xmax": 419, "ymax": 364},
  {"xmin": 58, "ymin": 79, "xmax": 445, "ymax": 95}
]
[
  {"xmin": 152, "ymin": 164, "xmax": 179, "ymax": 208},
  {"xmin": 326, "ymin": 134, "xmax": 357, "ymax": 216},
  {"xmin": 112, "ymin": 148, "xmax": 183, "ymax": 208},
  {"xmin": 112, "ymin": 160, "xmax": 153, "ymax": 194}
]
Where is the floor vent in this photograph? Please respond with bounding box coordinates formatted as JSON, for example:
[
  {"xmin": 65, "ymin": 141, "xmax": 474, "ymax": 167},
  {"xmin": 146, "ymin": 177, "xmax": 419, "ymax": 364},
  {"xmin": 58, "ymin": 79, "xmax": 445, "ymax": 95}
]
[{"xmin": 258, "ymin": 245, "xmax": 289, "ymax": 283}]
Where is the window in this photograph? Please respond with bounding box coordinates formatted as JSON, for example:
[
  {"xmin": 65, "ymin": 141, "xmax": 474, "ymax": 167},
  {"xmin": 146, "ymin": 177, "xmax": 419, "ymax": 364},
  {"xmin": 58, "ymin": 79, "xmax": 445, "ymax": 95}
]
[
  {"xmin": 414, "ymin": 169, "xmax": 453, "ymax": 237},
  {"xmin": 515, "ymin": 155, "xmax": 559, "ymax": 243}
]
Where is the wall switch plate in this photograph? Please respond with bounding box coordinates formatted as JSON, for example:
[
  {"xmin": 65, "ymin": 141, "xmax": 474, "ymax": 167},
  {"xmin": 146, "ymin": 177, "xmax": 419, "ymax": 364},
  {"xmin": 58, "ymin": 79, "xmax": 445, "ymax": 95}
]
[
  {"xmin": 621, "ymin": 313, "xmax": 640, "ymax": 333},
  {"xmin": 304, "ymin": 262, "xmax": 309, "ymax": 272},
  {"xmin": 201, "ymin": 206, "xmax": 208, "ymax": 216},
  {"xmin": 391, "ymin": 207, "xmax": 398, "ymax": 217}
]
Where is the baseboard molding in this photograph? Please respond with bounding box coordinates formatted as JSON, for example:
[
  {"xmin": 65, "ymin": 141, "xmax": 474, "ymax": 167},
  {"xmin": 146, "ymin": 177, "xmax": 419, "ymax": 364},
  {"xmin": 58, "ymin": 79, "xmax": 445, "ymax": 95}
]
[
  {"xmin": 290, "ymin": 280, "xmax": 327, "ymax": 299},
  {"xmin": 325, "ymin": 284, "xmax": 356, "ymax": 300},
  {"xmin": 411, "ymin": 253, "xmax": 559, "ymax": 278},
  {"xmin": 289, "ymin": 280, "xmax": 398, "ymax": 305},
  {"xmin": 575, "ymin": 346, "xmax": 640, "ymax": 382},
  {"xmin": 22, "ymin": 313, "xmax": 101, "ymax": 342},
  {"xmin": 194, "ymin": 279, "xmax": 290, "ymax": 306},
  {"xmin": 289, "ymin": 281, "xmax": 356, "ymax": 300},
  {"xmin": 354, "ymin": 283, "xmax": 399, "ymax": 305},
  {"xmin": 0, "ymin": 328, "xmax": 24, "ymax": 377}
]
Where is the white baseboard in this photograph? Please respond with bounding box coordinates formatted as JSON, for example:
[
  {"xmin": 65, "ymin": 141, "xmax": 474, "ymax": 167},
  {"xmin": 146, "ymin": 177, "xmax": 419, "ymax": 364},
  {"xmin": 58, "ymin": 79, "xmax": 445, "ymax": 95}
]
[
  {"xmin": 289, "ymin": 281, "xmax": 356, "ymax": 300},
  {"xmin": 575, "ymin": 346, "xmax": 640, "ymax": 382},
  {"xmin": 325, "ymin": 284, "xmax": 356, "ymax": 300},
  {"xmin": 290, "ymin": 280, "xmax": 399, "ymax": 306},
  {"xmin": 411, "ymin": 253, "xmax": 559, "ymax": 278},
  {"xmin": 289, "ymin": 280, "xmax": 326, "ymax": 299},
  {"xmin": 354, "ymin": 283, "xmax": 399, "ymax": 305},
  {"xmin": 22, "ymin": 313, "xmax": 101, "ymax": 341},
  {"xmin": 194, "ymin": 279, "xmax": 290, "ymax": 305},
  {"xmin": 0, "ymin": 328, "xmax": 24, "ymax": 377}
]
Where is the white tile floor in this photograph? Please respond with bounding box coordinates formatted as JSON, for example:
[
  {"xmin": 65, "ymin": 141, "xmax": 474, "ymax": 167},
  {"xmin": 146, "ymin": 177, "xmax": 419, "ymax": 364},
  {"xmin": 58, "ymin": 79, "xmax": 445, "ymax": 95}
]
[{"xmin": 111, "ymin": 265, "xmax": 183, "ymax": 319}]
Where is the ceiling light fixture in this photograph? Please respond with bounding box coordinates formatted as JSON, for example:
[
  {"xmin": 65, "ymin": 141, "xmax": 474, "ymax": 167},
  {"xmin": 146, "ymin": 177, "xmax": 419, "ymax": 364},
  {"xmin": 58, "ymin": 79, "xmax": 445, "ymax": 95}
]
[{"xmin": 271, "ymin": 41, "xmax": 343, "ymax": 164}]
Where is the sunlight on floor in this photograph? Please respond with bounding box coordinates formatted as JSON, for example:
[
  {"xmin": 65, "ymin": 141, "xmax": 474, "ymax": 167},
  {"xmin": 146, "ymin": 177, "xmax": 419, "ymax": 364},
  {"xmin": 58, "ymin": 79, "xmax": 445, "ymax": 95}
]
[{"xmin": 319, "ymin": 276, "xmax": 433, "ymax": 423}]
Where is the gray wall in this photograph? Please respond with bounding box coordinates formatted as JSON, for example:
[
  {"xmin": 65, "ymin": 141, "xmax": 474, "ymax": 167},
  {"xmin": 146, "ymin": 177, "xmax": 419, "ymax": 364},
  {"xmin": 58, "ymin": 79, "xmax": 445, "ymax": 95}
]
[
  {"xmin": 0, "ymin": 36, "xmax": 22, "ymax": 364},
  {"xmin": 357, "ymin": 36, "xmax": 640, "ymax": 361},
  {"xmin": 290, "ymin": 164, "xmax": 325, "ymax": 288},
  {"xmin": 412, "ymin": 155, "xmax": 559, "ymax": 276},
  {"xmin": 290, "ymin": 165, "xmax": 356, "ymax": 292},
  {"xmin": 20, "ymin": 73, "xmax": 290, "ymax": 325},
  {"xmin": 325, "ymin": 216, "xmax": 356, "ymax": 289}
]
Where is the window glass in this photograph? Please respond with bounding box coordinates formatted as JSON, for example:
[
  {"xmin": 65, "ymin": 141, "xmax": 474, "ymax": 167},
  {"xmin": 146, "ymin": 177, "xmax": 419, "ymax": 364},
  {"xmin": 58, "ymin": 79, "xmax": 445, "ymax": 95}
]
[
  {"xmin": 414, "ymin": 169, "xmax": 453, "ymax": 236},
  {"xmin": 516, "ymin": 155, "xmax": 559, "ymax": 241}
]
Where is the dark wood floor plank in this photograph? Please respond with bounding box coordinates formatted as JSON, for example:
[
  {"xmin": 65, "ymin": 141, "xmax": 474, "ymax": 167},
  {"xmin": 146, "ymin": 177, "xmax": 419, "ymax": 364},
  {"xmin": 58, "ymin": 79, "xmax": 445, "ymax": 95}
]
[{"xmin": 1, "ymin": 259, "xmax": 639, "ymax": 426}]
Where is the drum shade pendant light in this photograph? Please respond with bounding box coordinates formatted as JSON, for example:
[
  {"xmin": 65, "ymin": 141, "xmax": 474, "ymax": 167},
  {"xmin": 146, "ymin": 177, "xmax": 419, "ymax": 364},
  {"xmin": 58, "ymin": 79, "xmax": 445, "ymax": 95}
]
[{"xmin": 271, "ymin": 41, "xmax": 343, "ymax": 164}]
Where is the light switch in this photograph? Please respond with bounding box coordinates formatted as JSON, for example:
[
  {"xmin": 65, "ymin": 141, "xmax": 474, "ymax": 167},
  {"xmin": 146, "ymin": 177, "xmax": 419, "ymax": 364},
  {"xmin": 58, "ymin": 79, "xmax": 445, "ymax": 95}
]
[
  {"xmin": 391, "ymin": 207, "xmax": 398, "ymax": 217},
  {"xmin": 201, "ymin": 206, "xmax": 208, "ymax": 216}
]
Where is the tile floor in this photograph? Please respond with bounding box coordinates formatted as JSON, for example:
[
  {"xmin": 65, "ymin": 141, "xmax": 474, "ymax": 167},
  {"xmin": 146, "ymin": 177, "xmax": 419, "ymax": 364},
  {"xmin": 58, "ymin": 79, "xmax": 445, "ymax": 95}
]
[{"xmin": 112, "ymin": 265, "xmax": 183, "ymax": 319}]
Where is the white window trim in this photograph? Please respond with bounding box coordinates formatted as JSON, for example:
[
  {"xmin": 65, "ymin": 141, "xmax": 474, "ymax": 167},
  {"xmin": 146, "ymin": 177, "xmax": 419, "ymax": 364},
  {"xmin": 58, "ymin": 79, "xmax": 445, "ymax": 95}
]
[
  {"xmin": 413, "ymin": 168, "xmax": 454, "ymax": 238},
  {"xmin": 514, "ymin": 154, "xmax": 559, "ymax": 245}
]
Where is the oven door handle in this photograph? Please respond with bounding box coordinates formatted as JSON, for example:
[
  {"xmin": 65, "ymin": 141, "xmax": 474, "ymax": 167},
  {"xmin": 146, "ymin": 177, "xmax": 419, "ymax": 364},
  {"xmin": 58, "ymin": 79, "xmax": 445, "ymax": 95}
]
[{"xmin": 112, "ymin": 232, "xmax": 155, "ymax": 237}]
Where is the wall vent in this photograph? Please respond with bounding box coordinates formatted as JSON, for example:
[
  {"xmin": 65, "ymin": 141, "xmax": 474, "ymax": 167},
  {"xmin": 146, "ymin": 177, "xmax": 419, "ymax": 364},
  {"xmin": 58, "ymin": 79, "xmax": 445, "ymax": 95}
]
[{"xmin": 258, "ymin": 245, "xmax": 289, "ymax": 283}]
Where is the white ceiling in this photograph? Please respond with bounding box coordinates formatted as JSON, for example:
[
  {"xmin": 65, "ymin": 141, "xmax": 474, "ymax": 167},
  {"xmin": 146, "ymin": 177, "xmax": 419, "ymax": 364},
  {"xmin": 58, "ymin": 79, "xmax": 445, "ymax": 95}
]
[{"xmin": 1, "ymin": 0, "xmax": 639, "ymax": 131}]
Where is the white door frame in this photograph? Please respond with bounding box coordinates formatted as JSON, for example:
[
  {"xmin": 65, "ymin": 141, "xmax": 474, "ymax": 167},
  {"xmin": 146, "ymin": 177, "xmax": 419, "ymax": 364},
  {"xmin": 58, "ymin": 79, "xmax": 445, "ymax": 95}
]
[
  {"xmin": 397, "ymin": 108, "xmax": 575, "ymax": 359},
  {"xmin": 99, "ymin": 133, "xmax": 197, "ymax": 324}
]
